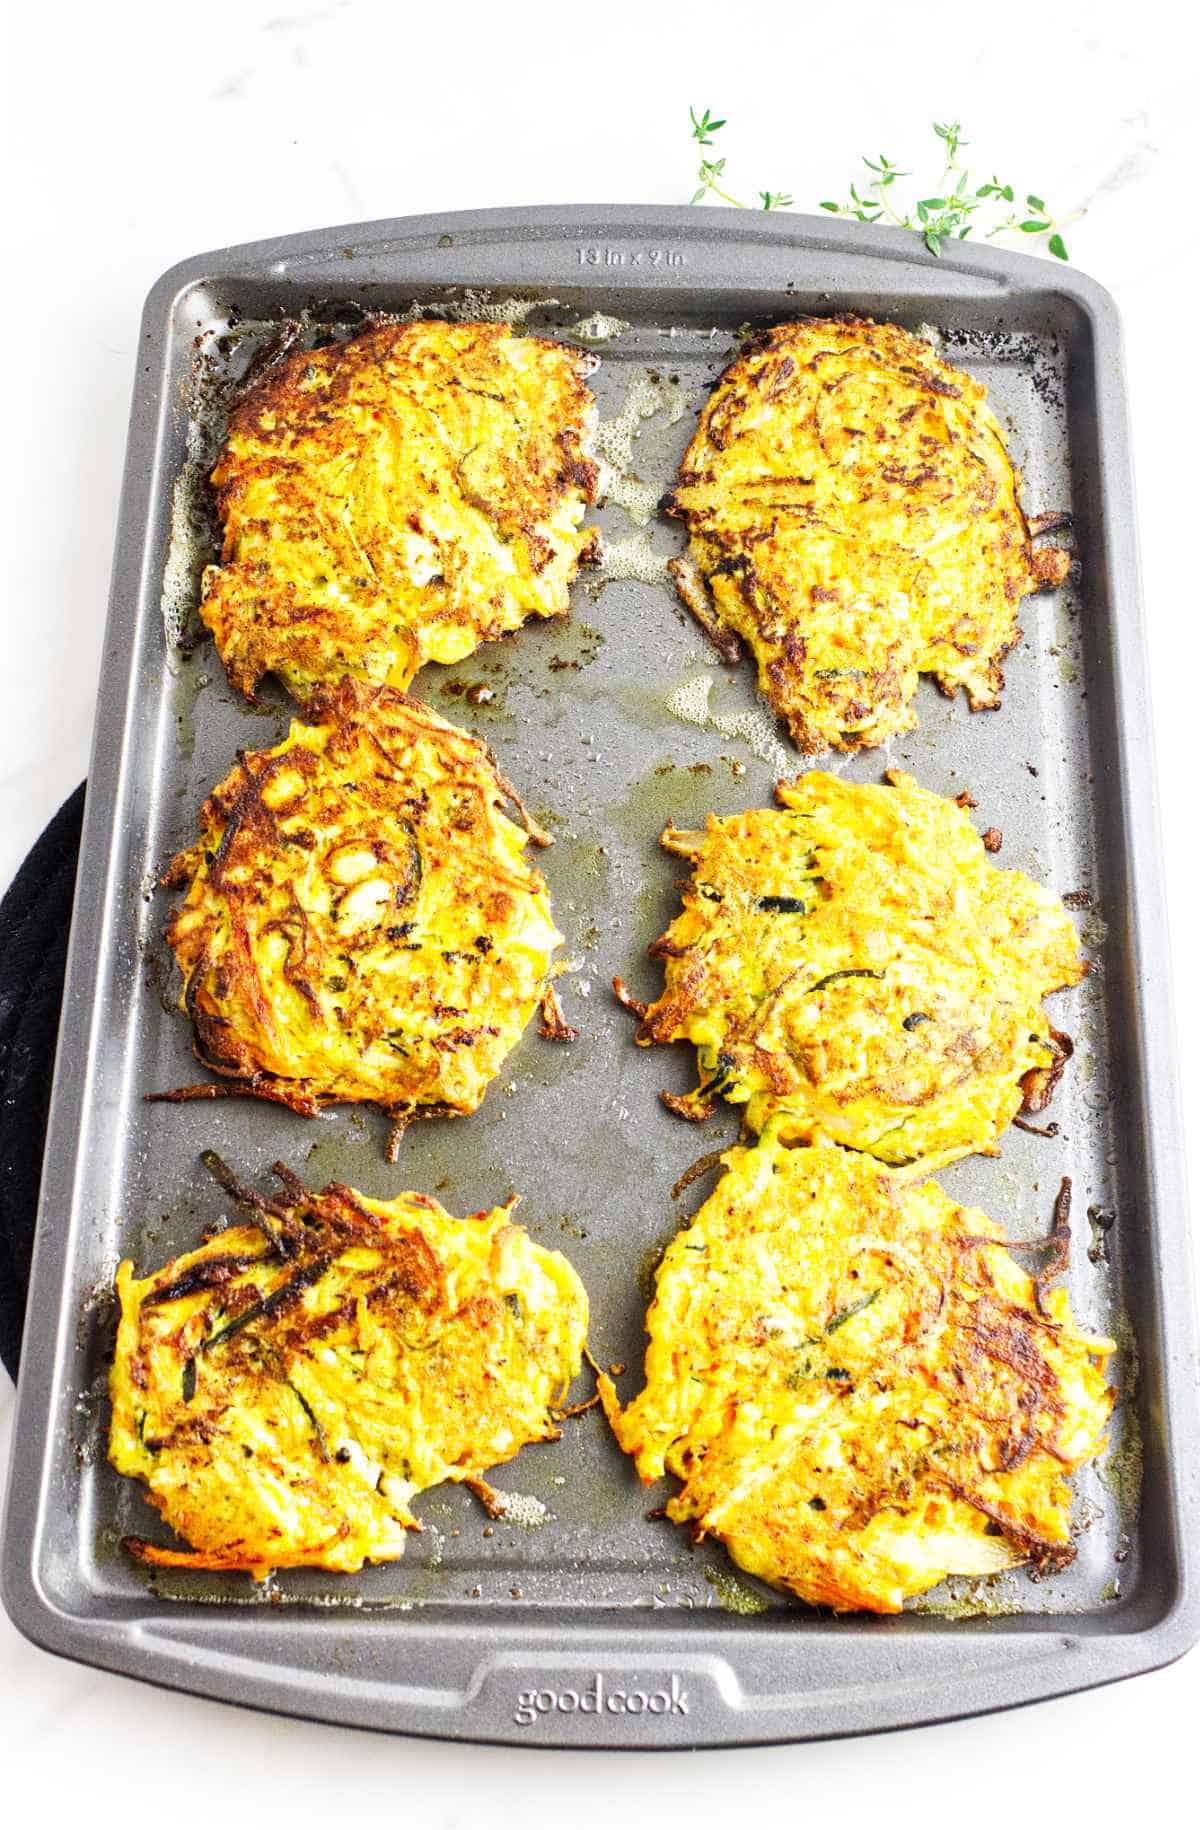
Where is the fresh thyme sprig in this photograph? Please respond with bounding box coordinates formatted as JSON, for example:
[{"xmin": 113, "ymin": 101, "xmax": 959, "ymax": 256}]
[
  {"xmin": 687, "ymin": 111, "xmax": 1077, "ymax": 259},
  {"xmin": 689, "ymin": 106, "xmax": 794, "ymax": 213}
]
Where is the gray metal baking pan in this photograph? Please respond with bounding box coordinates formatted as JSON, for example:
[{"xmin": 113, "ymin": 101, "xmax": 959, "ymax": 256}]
[{"xmin": 3, "ymin": 205, "xmax": 1198, "ymax": 1748}]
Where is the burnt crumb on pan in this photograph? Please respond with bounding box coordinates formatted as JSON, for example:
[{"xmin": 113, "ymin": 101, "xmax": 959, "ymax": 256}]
[
  {"xmin": 612, "ymin": 976, "xmax": 649, "ymax": 1020},
  {"xmin": 539, "ymin": 982, "xmax": 578, "ymax": 1042},
  {"xmin": 1012, "ymin": 1115, "xmax": 1060, "ymax": 1139},
  {"xmin": 1087, "ymin": 1205, "xmax": 1116, "ymax": 1266},
  {"xmin": 1030, "ymin": 546, "xmax": 1073, "ymax": 588},
  {"xmin": 1019, "ymin": 1024, "xmax": 1074, "ymax": 1115},
  {"xmin": 670, "ymin": 1149, "xmax": 729, "ymax": 1201},
  {"xmin": 1036, "ymin": 1177, "xmax": 1075, "ymax": 1316},
  {"xmin": 667, "ymin": 553, "xmax": 742, "ymax": 664},
  {"xmin": 1027, "ymin": 510, "xmax": 1073, "ymax": 537}
]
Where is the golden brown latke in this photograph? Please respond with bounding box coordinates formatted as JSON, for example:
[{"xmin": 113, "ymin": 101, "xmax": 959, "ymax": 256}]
[
  {"xmin": 622, "ymin": 770, "xmax": 1083, "ymax": 1171},
  {"xmin": 159, "ymin": 677, "xmax": 563, "ymax": 1143},
  {"xmin": 109, "ymin": 1153, "xmax": 588, "ymax": 1578},
  {"xmin": 601, "ymin": 1134, "xmax": 1114, "ymax": 1613},
  {"xmin": 664, "ymin": 316, "xmax": 1071, "ymax": 754},
  {"xmin": 200, "ymin": 319, "xmax": 601, "ymax": 703}
]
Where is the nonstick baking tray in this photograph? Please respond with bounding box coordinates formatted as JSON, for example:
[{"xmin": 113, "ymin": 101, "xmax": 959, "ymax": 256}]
[{"xmin": 3, "ymin": 206, "xmax": 1198, "ymax": 1748}]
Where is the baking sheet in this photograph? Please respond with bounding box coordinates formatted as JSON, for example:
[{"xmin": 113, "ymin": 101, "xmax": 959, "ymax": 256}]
[{"xmin": 3, "ymin": 207, "xmax": 1197, "ymax": 1747}]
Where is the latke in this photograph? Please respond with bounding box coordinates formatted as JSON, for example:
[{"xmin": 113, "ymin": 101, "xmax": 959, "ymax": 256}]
[
  {"xmin": 664, "ymin": 316, "xmax": 1070, "ymax": 754},
  {"xmin": 110, "ymin": 1154, "xmax": 588, "ymax": 1578},
  {"xmin": 200, "ymin": 319, "xmax": 600, "ymax": 702},
  {"xmin": 623, "ymin": 770, "xmax": 1082, "ymax": 1170},
  {"xmin": 601, "ymin": 1135, "xmax": 1113, "ymax": 1613},
  {"xmin": 161, "ymin": 677, "xmax": 562, "ymax": 1143}
]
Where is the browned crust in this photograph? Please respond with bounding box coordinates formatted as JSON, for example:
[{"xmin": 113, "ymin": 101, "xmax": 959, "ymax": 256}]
[
  {"xmin": 122, "ymin": 1537, "xmax": 283, "ymax": 1575},
  {"xmin": 115, "ymin": 1155, "xmax": 534, "ymax": 1574},
  {"xmin": 385, "ymin": 1102, "xmax": 464, "ymax": 1164},
  {"xmin": 624, "ymin": 777, "xmax": 1083, "ymax": 1173},
  {"xmin": 146, "ymin": 1077, "xmax": 326, "ymax": 1119},
  {"xmin": 553, "ymin": 1390, "xmax": 601, "ymax": 1420},
  {"xmin": 132, "ymin": 1152, "xmax": 443, "ymax": 1368},
  {"xmin": 938, "ymin": 1480, "xmax": 1075, "ymax": 1571},
  {"xmin": 225, "ymin": 317, "xmax": 599, "ymax": 443},
  {"xmin": 1030, "ymin": 545, "xmax": 1073, "ymax": 588},
  {"xmin": 466, "ymin": 1476, "xmax": 506, "ymax": 1518},
  {"xmin": 618, "ymin": 1140, "xmax": 1108, "ymax": 1606},
  {"xmin": 660, "ymin": 1087, "xmax": 715, "ymax": 1123}
]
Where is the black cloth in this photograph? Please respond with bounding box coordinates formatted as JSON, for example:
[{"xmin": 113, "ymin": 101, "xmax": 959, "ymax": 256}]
[{"xmin": 0, "ymin": 783, "xmax": 85, "ymax": 1380}]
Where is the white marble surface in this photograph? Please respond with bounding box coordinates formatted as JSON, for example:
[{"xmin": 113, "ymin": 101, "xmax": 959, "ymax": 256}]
[{"xmin": 2, "ymin": 0, "xmax": 1198, "ymax": 1815}]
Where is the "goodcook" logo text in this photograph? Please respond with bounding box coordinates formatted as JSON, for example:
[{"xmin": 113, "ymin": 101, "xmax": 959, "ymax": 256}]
[{"xmin": 513, "ymin": 1672, "xmax": 688, "ymax": 1726}]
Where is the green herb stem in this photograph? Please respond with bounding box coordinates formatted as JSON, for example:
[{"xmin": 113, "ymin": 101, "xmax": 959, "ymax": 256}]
[{"xmin": 687, "ymin": 109, "xmax": 1077, "ymax": 262}]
